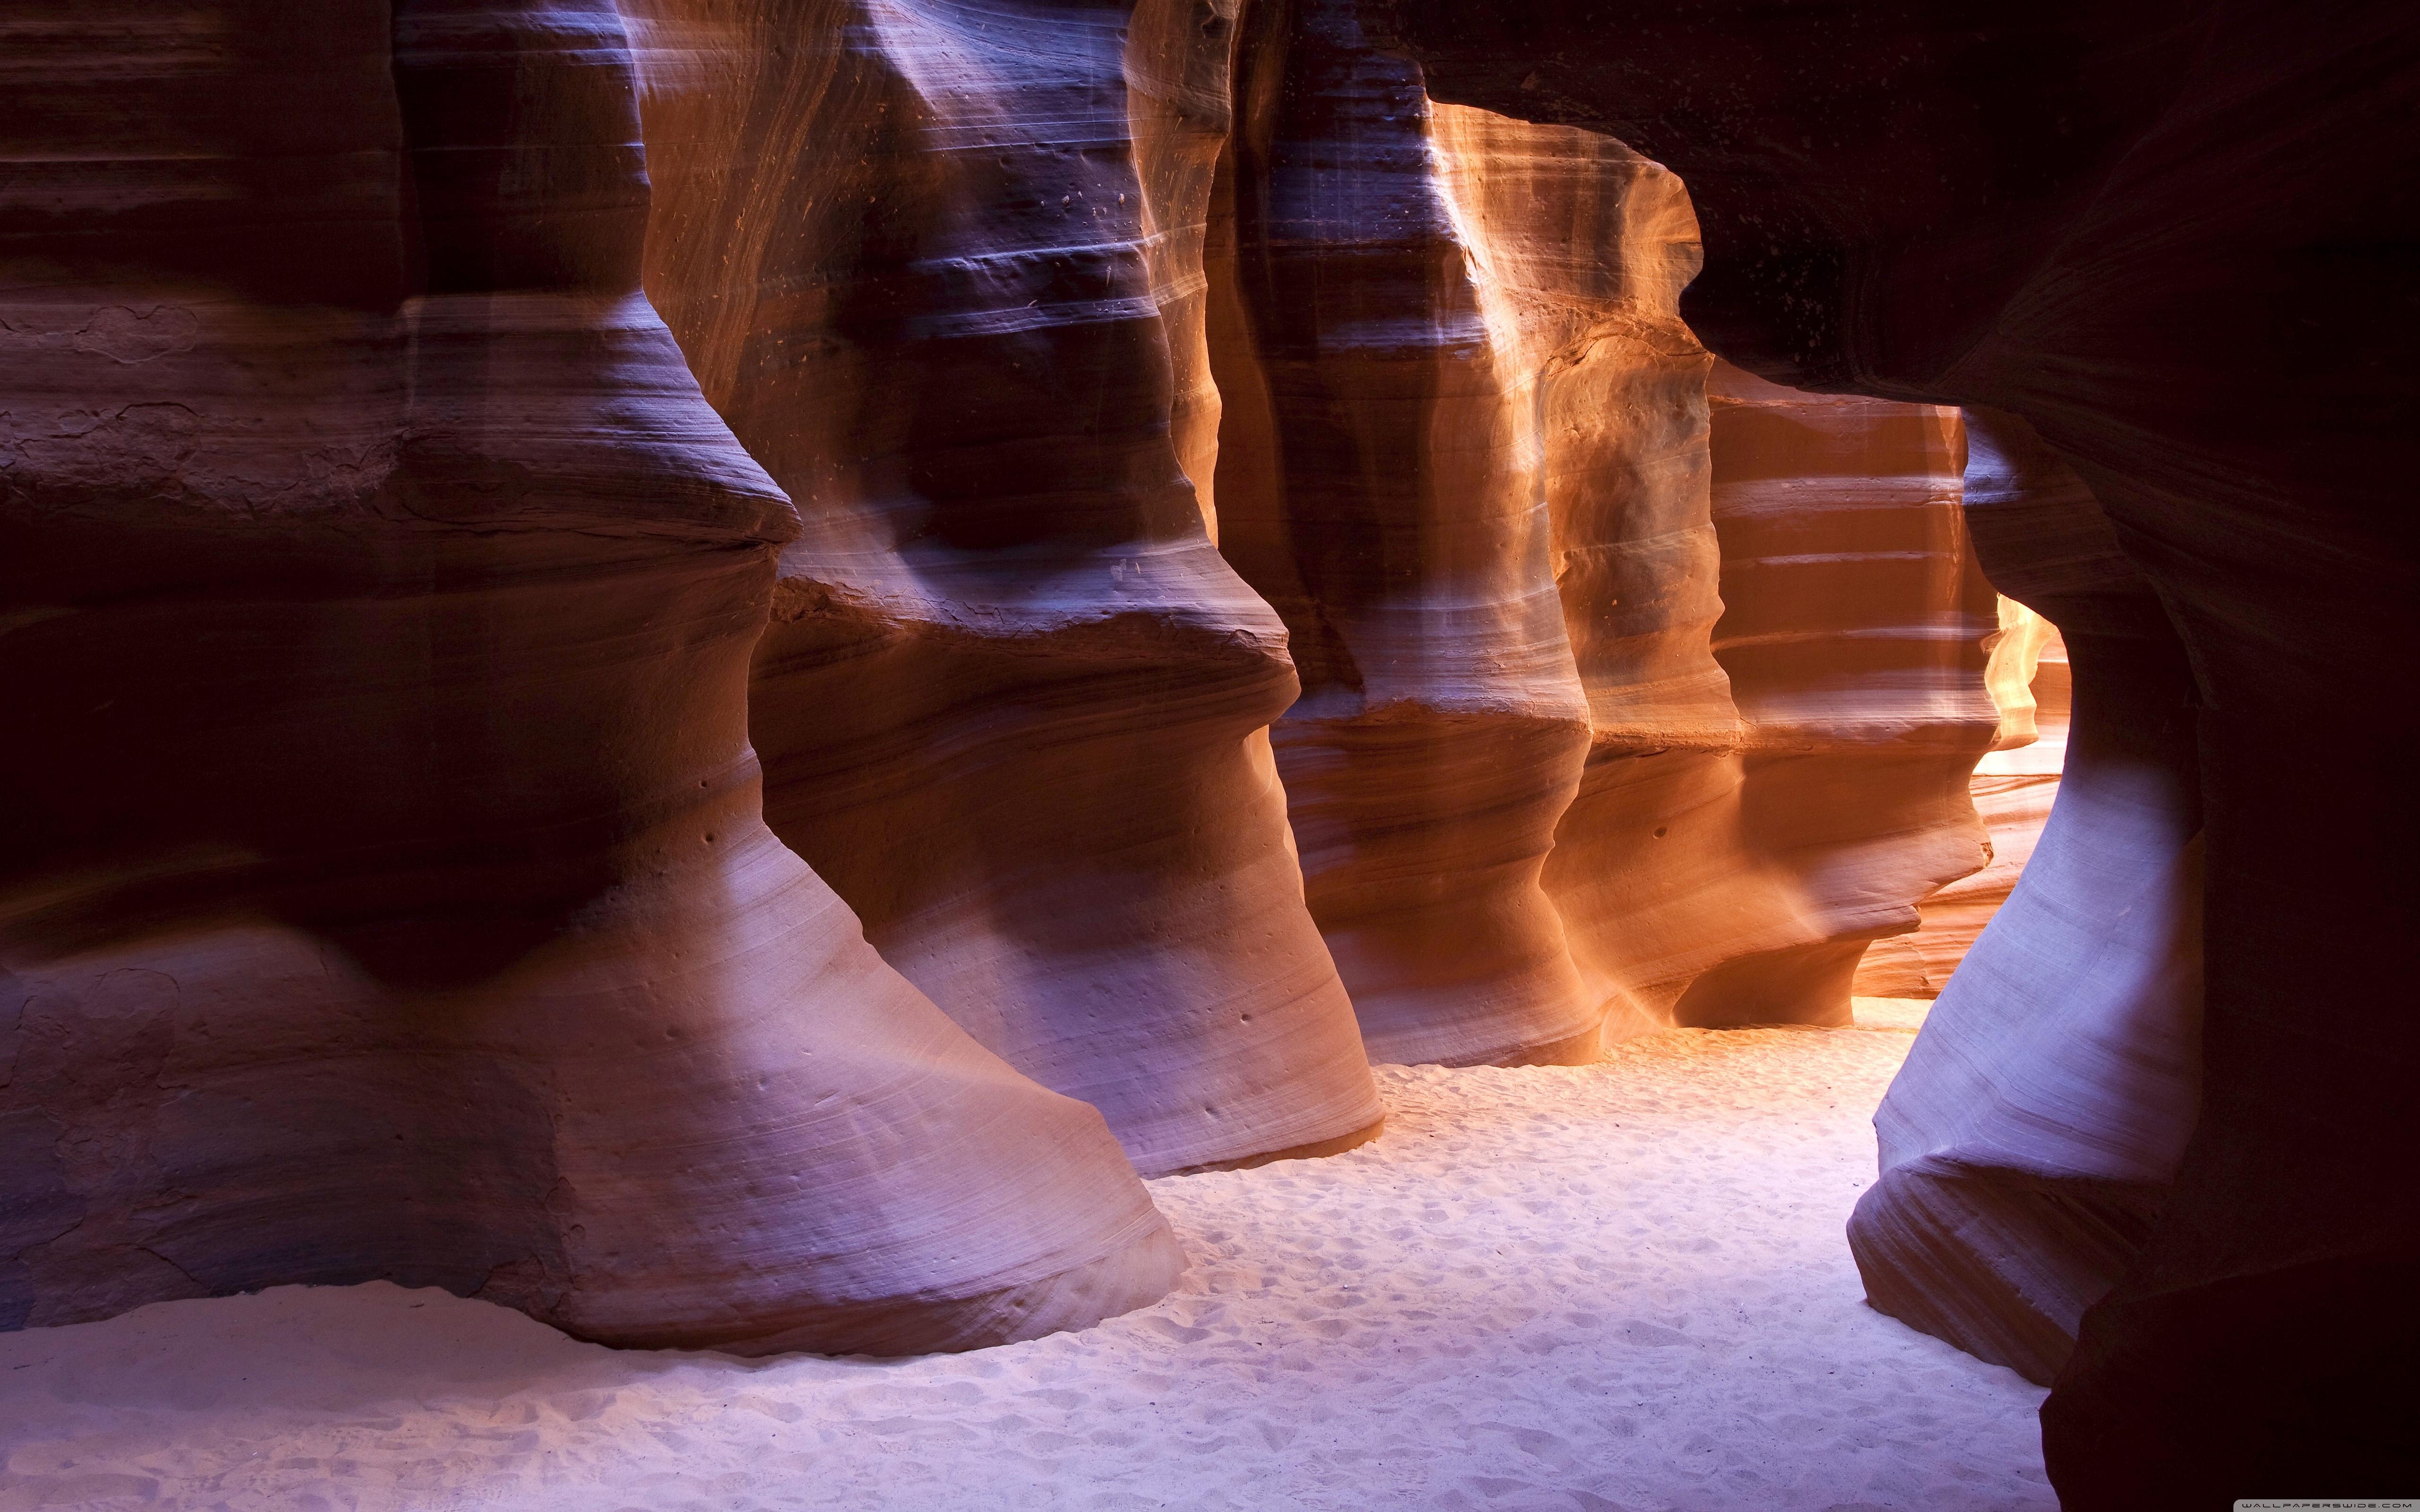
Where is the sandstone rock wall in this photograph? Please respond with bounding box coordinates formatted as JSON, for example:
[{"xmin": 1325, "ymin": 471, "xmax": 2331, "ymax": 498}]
[
  {"xmin": 1854, "ymin": 601, "xmax": 2066, "ymax": 997},
  {"xmin": 7, "ymin": 0, "xmax": 2115, "ymax": 1380},
  {"xmin": 1204, "ymin": 0, "xmax": 1599, "ymax": 1067},
  {"xmin": 1389, "ymin": 4, "xmax": 2419, "ymax": 1494},
  {"xmin": 1547, "ymin": 361, "xmax": 1996, "ymax": 1033},
  {"xmin": 623, "ymin": 0, "xmax": 1384, "ymax": 1177},
  {"xmin": 1128, "ymin": 0, "xmax": 1243, "ymax": 542},
  {"xmin": 1205, "ymin": 5, "xmax": 1997, "ymax": 1055},
  {"xmin": 1851, "ymin": 409, "xmax": 2203, "ymax": 1385},
  {"xmin": 0, "ymin": 0, "xmax": 1179, "ymax": 1353}
]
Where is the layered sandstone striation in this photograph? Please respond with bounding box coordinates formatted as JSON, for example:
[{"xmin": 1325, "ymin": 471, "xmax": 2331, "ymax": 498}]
[
  {"xmin": 622, "ymin": 0, "xmax": 1383, "ymax": 1176},
  {"xmin": 1851, "ymin": 411, "xmax": 2202, "ymax": 1385},
  {"xmin": 1391, "ymin": 4, "xmax": 2418, "ymax": 1495},
  {"xmin": 1545, "ymin": 362, "xmax": 1997, "ymax": 1035},
  {"xmin": 1206, "ymin": 7, "xmax": 1996, "ymax": 1056},
  {"xmin": 0, "ymin": 0, "xmax": 1179, "ymax": 1353},
  {"xmin": 1205, "ymin": 0, "xmax": 1599, "ymax": 1067},
  {"xmin": 1128, "ymin": 0, "xmax": 1243, "ymax": 544},
  {"xmin": 1854, "ymin": 600, "xmax": 2067, "ymax": 997}
]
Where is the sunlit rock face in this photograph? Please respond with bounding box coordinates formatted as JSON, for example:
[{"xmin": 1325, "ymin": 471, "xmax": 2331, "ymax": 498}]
[
  {"xmin": 1856, "ymin": 600, "xmax": 2067, "ymax": 997},
  {"xmin": 622, "ymin": 0, "xmax": 1383, "ymax": 1176},
  {"xmin": 1851, "ymin": 410, "xmax": 2203, "ymax": 1386},
  {"xmin": 0, "ymin": 0, "xmax": 1179, "ymax": 1355},
  {"xmin": 1204, "ymin": 4, "xmax": 1996, "ymax": 1057},
  {"xmin": 1547, "ymin": 362, "xmax": 1997, "ymax": 1037},
  {"xmin": 1386, "ymin": 2, "xmax": 2419, "ymax": 1496},
  {"xmin": 1203, "ymin": 0, "xmax": 1599, "ymax": 1068}
]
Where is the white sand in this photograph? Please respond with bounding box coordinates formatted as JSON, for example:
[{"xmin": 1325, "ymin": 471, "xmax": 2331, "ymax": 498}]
[{"xmin": 0, "ymin": 1005, "xmax": 2054, "ymax": 1512}]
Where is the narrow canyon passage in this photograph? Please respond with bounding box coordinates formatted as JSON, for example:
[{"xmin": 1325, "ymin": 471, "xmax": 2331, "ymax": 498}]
[
  {"xmin": 0, "ymin": 1011, "xmax": 2051, "ymax": 1512},
  {"xmin": 8, "ymin": 0, "xmax": 2404, "ymax": 1502}
]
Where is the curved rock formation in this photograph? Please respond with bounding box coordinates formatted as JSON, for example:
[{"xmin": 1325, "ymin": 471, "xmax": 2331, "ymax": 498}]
[
  {"xmin": 1854, "ymin": 601, "xmax": 2067, "ymax": 997},
  {"xmin": 1129, "ymin": 0, "xmax": 1243, "ymax": 543},
  {"xmin": 1, "ymin": 0, "xmax": 1179, "ymax": 1354},
  {"xmin": 1546, "ymin": 361, "xmax": 1998, "ymax": 1034},
  {"xmin": 1205, "ymin": 8, "xmax": 1995, "ymax": 1055},
  {"xmin": 622, "ymin": 0, "xmax": 1383, "ymax": 1175},
  {"xmin": 1205, "ymin": 0, "xmax": 1598, "ymax": 1067},
  {"xmin": 1387, "ymin": 3, "xmax": 2420, "ymax": 1496},
  {"xmin": 1980, "ymin": 600, "xmax": 2068, "ymax": 760},
  {"xmin": 1851, "ymin": 409, "xmax": 2203, "ymax": 1385}
]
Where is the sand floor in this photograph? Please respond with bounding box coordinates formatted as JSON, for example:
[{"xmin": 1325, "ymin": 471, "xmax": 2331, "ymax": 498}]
[{"xmin": 0, "ymin": 1003, "xmax": 2054, "ymax": 1512}]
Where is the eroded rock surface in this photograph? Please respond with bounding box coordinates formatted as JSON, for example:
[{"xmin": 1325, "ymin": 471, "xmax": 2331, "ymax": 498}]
[
  {"xmin": 1205, "ymin": 0, "xmax": 1598, "ymax": 1068},
  {"xmin": 1546, "ymin": 361, "xmax": 1997, "ymax": 1035},
  {"xmin": 622, "ymin": 0, "xmax": 1382, "ymax": 1176},
  {"xmin": 1855, "ymin": 601, "xmax": 2066, "ymax": 997},
  {"xmin": 0, "ymin": 0, "xmax": 1179, "ymax": 1354},
  {"xmin": 1388, "ymin": 3, "xmax": 2420, "ymax": 1495},
  {"xmin": 1851, "ymin": 411, "xmax": 2203, "ymax": 1386},
  {"xmin": 1204, "ymin": 8, "xmax": 1996, "ymax": 1054}
]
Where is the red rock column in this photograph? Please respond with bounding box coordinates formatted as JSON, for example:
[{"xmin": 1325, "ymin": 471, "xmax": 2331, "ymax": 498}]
[
  {"xmin": 0, "ymin": 0, "xmax": 1179, "ymax": 1352},
  {"xmin": 1546, "ymin": 361, "xmax": 1999, "ymax": 1032},
  {"xmin": 1205, "ymin": 0, "xmax": 1599, "ymax": 1067},
  {"xmin": 625, "ymin": 0, "xmax": 1383, "ymax": 1175}
]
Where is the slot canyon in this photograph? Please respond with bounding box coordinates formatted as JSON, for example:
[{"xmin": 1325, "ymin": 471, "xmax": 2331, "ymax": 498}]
[{"xmin": 1, "ymin": 2, "xmax": 2408, "ymax": 1509}]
